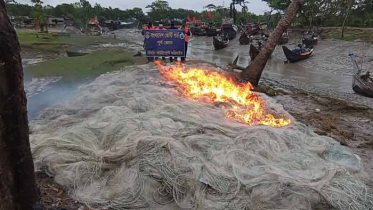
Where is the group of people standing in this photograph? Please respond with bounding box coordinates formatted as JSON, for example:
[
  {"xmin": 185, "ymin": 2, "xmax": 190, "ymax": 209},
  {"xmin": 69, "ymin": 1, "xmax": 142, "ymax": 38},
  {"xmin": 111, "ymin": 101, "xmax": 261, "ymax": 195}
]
[{"xmin": 142, "ymin": 20, "xmax": 190, "ymax": 63}]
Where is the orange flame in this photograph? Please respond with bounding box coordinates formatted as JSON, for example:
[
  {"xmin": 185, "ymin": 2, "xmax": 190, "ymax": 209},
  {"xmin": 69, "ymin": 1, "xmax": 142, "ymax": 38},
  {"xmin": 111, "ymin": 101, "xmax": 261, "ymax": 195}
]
[{"xmin": 157, "ymin": 62, "xmax": 291, "ymax": 128}]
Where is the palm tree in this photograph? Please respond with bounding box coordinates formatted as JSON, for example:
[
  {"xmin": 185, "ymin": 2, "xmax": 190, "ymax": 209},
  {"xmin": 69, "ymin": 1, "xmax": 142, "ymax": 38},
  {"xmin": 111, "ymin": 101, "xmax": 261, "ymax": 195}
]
[
  {"xmin": 31, "ymin": 0, "xmax": 43, "ymax": 6},
  {"xmin": 241, "ymin": 0, "xmax": 305, "ymax": 86},
  {"xmin": 342, "ymin": 0, "xmax": 354, "ymax": 38},
  {"xmin": 30, "ymin": 0, "xmax": 48, "ymax": 31},
  {"xmin": 0, "ymin": 1, "xmax": 39, "ymax": 209},
  {"xmin": 204, "ymin": 4, "xmax": 217, "ymax": 10},
  {"xmin": 32, "ymin": 12, "xmax": 48, "ymax": 31},
  {"xmin": 230, "ymin": 0, "xmax": 249, "ymax": 24}
]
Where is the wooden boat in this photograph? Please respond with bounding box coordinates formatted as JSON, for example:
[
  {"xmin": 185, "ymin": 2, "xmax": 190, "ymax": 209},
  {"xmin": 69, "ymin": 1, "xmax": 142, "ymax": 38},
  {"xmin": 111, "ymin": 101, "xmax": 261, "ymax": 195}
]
[
  {"xmin": 206, "ymin": 28, "xmax": 218, "ymax": 37},
  {"xmin": 213, "ymin": 36, "xmax": 229, "ymax": 50},
  {"xmin": 279, "ymin": 36, "xmax": 289, "ymax": 45},
  {"xmin": 245, "ymin": 23, "xmax": 260, "ymax": 35},
  {"xmin": 249, "ymin": 44, "xmax": 260, "ymax": 61},
  {"xmin": 221, "ymin": 24, "xmax": 237, "ymax": 40},
  {"xmin": 282, "ymin": 46, "xmax": 313, "ymax": 63},
  {"xmin": 66, "ymin": 50, "xmax": 89, "ymax": 57},
  {"xmin": 191, "ymin": 27, "xmax": 206, "ymax": 36},
  {"xmin": 302, "ymin": 34, "xmax": 319, "ymax": 48},
  {"xmin": 239, "ymin": 32, "xmax": 251, "ymax": 45},
  {"xmin": 279, "ymin": 31, "xmax": 289, "ymax": 45},
  {"xmin": 349, "ymin": 53, "xmax": 373, "ymax": 97}
]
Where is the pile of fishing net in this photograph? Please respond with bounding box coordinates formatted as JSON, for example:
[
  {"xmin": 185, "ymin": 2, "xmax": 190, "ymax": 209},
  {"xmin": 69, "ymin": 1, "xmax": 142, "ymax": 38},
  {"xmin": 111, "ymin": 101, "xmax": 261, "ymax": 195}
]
[{"xmin": 30, "ymin": 63, "xmax": 373, "ymax": 210}]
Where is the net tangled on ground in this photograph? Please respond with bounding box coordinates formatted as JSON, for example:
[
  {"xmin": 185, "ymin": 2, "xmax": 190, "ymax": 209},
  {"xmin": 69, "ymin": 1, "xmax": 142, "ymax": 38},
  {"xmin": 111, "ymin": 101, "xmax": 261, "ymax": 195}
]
[{"xmin": 30, "ymin": 63, "xmax": 373, "ymax": 210}]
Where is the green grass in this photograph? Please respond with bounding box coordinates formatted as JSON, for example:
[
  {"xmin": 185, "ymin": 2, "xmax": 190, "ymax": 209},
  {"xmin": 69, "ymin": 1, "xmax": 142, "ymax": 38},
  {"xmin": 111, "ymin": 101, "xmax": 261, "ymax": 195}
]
[
  {"xmin": 26, "ymin": 50, "xmax": 147, "ymax": 82},
  {"xmin": 18, "ymin": 32, "xmax": 120, "ymax": 52},
  {"xmin": 329, "ymin": 33, "xmax": 373, "ymax": 42},
  {"xmin": 324, "ymin": 28, "xmax": 373, "ymax": 43}
]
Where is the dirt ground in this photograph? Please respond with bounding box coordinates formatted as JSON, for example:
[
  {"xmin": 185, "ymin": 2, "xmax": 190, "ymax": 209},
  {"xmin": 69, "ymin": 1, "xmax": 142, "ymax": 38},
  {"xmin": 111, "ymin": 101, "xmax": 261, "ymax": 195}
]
[{"xmin": 34, "ymin": 172, "xmax": 84, "ymax": 210}]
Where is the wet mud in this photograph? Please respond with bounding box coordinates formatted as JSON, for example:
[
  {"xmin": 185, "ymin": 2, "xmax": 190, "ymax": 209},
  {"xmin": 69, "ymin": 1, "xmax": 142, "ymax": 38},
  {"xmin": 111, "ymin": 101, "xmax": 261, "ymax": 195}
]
[{"xmin": 22, "ymin": 36, "xmax": 144, "ymax": 119}]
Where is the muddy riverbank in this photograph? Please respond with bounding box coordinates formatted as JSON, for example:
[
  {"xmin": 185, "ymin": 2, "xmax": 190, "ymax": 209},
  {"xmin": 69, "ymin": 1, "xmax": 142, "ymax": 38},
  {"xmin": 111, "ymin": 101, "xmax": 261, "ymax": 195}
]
[
  {"xmin": 115, "ymin": 29, "xmax": 373, "ymax": 106},
  {"xmin": 21, "ymin": 29, "xmax": 373, "ymax": 209},
  {"xmin": 19, "ymin": 32, "xmax": 147, "ymax": 119}
]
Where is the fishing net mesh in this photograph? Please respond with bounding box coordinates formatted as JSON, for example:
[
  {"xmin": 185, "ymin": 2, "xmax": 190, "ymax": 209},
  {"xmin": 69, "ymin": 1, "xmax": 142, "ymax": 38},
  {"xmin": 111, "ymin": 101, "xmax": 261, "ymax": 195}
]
[{"xmin": 30, "ymin": 64, "xmax": 373, "ymax": 210}]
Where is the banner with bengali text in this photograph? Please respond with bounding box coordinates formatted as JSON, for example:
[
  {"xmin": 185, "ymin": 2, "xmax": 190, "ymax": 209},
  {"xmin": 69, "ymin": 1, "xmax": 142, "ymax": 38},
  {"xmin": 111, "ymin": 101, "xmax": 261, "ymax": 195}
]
[{"xmin": 144, "ymin": 30, "xmax": 185, "ymax": 57}]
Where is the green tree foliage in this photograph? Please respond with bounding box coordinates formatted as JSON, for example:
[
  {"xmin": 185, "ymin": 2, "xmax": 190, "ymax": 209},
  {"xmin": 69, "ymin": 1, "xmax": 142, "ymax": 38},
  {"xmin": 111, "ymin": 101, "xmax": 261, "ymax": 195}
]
[
  {"xmin": 5, "ymin": 0, "xmax": 146, "ymax": 28},
  {"xmin": 5, "ymin": 0, "xmax": 373, "ymax": 29},
  {"xmin": 146, "ymin": 0, "xmax": 171, "ymax": 20},
  {"xmin": 127, "ymin": 8, "xmax": 145, "ymax": 20},
  {"xmin": 53, "ymin": 3, "xmax": 76, "ymax": 19},
  {"xmin": 204, "ymin": 4, "xmax": 216, "ymax": 10},
  {"xmin": 263, "ymin": 0, "xmax": 373, "ymax": 28},
  {"xmin": 169, "ymin": 8, "xmax": 194, "ymax": 20},
  {"xmin": 30, "ymin": 0, "xmax": 43, "ymax": 6},
  {"xmin": 262, "ymin": 0, "xmax": 289, "ymax": 11},
  {"xmin": 30, "ymin": 0, "xmax": 48, "ymax": 31},
  {"xmin": 5, "ymin": 1, "xmax": 32, "ymax": 17}
]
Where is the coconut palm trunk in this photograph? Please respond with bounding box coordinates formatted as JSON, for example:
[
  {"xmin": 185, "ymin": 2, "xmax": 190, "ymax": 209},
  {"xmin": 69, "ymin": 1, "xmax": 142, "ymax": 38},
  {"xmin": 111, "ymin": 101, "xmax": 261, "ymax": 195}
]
[
  {"xmin": 241, "ymin": 0, "xmax": 304, "ymax": 86},
  {"xmin": 0, "ymin": 1, "xmax": 39, "ymax": 209},
  {"xmin": 342, "ymin": 0, "xmax": 354, "ymax": 39}
]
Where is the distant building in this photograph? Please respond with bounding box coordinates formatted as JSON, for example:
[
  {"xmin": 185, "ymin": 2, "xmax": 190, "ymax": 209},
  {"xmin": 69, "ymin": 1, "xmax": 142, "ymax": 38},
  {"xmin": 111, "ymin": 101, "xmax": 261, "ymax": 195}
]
[
  {"xmin": 48, "ymin": 17, "xmax": 65, "ymax": 26},
  {"xmin": 10, "ymin": 16, "xmax": 33, "ymax": 26},
  {"xmin": 64, "ymin": 18, "xmax": 74, "ymax": 26}
]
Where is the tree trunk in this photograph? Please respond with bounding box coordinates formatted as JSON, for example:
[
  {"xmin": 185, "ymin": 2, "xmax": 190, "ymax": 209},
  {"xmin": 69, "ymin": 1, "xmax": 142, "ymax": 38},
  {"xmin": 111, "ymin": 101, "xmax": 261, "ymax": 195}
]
[
  {"xmin": 315, "ymin": 17, "xmax": 320, "ymax": 35},
  {"xmin": 0, "ymin": 1, "xmax": 39, "ymax": 210},
  {"xmin": 342, "ymin": 0, "xmax": 354, "ymax": 39},
  {"xmin": 266, "ymin": 9, "xmax": 274, "ymax": 28},
  {"xmin": 241, "ymin": 0, "xmax": 304, "ymax": 86},
  {"xmin": 300, "ymin": 10, "xmax": 310, "ymax": 29},
  {"xmin": 233, "ymin": 6, "xmax": 237, "ymax": 25}
]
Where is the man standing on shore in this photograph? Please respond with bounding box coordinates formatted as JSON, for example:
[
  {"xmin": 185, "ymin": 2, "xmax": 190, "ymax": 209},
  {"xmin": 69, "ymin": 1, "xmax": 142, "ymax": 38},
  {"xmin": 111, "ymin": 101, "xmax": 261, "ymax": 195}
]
[
  {"xmin": 142, "ymin": 22, "xmax": 155, "ymax": 62},
  {"xmin": 157, "ymin": 22, "xmax": 166, "ymax": 61},
  {"xmin": 142, "ymin": 21, "xmax": 155, "ymax": 35},
  {"xmin": 179, "ymin": 20, "xmax": 191, "ymax": 63},
  {"xmin": 168, "ymin": 21, "xmax": 178, "ymax": 63}
]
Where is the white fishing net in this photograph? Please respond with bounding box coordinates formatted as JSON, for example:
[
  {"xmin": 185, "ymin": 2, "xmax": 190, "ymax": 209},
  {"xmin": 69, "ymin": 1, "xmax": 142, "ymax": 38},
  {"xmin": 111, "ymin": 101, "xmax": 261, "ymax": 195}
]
[{"xmin": 30, "ymin": 63, "xmax": 373, "ymax": 210}]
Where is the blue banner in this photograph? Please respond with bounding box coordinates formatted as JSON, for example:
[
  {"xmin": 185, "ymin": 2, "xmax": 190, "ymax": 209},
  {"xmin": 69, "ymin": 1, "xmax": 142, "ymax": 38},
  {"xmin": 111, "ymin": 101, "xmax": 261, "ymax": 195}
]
[{"xmin": 144, "ymin": 30, "xmax": 185, "ymax": 57}]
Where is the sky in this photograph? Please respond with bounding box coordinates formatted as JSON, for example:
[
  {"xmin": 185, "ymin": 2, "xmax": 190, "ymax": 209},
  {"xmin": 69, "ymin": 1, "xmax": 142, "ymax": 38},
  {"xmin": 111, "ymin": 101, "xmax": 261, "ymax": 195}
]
[{"xmin": 17, "ymin": 0, "xmax": 270, "ymax": 15}]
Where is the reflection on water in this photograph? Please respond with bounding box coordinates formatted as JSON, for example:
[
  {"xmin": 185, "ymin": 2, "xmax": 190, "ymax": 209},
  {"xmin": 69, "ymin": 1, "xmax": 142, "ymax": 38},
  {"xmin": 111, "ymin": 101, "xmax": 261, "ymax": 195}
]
[{"xmin": 188, "ymin": 36, "xmax": 251, "ymax": 67}]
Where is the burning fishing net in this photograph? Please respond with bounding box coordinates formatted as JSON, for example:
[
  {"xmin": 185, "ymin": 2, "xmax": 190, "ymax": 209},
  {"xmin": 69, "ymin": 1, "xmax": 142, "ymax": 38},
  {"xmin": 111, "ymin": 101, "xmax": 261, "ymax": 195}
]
[
  {"xmin": 30, "ymin": 63, "xmax": 373, "ymax": 210},
  {"xmin": 157, "ymin": 61, "xmax": 291, "ymax": 127}
]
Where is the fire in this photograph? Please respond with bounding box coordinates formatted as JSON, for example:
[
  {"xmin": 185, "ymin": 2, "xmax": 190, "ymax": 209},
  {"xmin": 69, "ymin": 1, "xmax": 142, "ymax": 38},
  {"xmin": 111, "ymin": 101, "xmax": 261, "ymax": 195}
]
[{"xmin": 157, "ymin": 62, "xmax": 291, "ymax": 128}]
